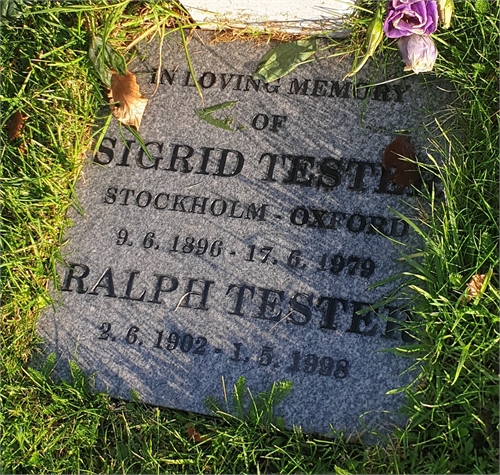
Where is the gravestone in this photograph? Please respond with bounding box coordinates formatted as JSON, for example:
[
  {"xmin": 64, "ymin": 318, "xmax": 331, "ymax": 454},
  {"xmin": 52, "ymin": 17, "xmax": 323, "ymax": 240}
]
[{"xmin": 38, "ymin": 31, "xmax": 450, "ymax": 436}]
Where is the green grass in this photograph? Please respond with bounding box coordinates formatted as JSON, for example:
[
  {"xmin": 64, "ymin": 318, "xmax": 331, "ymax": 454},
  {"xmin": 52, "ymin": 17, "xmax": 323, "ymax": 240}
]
[{"xmin": 1, "ymin": 1, "xmax": 498, "ymax": 473}]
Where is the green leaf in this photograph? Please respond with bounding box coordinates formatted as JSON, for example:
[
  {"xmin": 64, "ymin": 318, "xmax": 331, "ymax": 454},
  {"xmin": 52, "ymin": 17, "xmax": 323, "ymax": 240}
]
[
  {"xmin": 42, "ymin": 352, "xmax": 56, "ymax": 377},
  {"xmin": 248, "ymin": 380, "xmax": 293, "ymax": 426},
  {"xmin": 232, "ymin": 376, "xmax": 247, "ymax": 419},
  {"xmin": 88, "ymin": 35, "xmax": 127, "ymax": 87},
  {"xmin": 334, "ymin": 466, "xmax": 352, "ymax": 475},
  {"xmin": 344, "ymin": 3, "xmax": 384, "ymax": 79},
  {"xmin": 204, "ymin": 377, "xmax": 292, "ymax": 428},
  {"xmin": 108, "ymin": 47, "xmax": 127, "ymax": 77},
  {"xmin": 204, "ymin": 395, "xmax": 220, "ymax": 414},
  {"xmin": 69, "ymin": 360, "xmax": 86, "ymax": 392},
  {"xmin": 475, "ymin": 0, "xmax": 489, "ymax": 14},
  {"xmin": 195, "ymin": 101, "xmax": 239, "ymax": 131},
  {"xmin": 129, "ymin": 389, "xmax": 141, "ymax": 402},
  {"xmin": 253, "ymin": 38, "xmax": 318, "ymax": 83},
  {"xmin": 88, "ymin": 36, "xmax": 111, "ymax": 86},
  {"xmin": 451, "ymin": 342, "xmax": 471, "ymax": 385},
  {"xmin": 0, "ymin": 0, "xmax": 24, "ymax": 21},
  {"xmin": 120, "ymin": 124, "xmax": 153, "ymax": 161}
]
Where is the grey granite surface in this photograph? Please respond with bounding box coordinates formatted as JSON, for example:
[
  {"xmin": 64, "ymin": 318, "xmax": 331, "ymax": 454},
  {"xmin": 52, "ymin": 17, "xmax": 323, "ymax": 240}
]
[{"xmin": 37, "ymin": 31, "xmax": 452, "ymax": 437}]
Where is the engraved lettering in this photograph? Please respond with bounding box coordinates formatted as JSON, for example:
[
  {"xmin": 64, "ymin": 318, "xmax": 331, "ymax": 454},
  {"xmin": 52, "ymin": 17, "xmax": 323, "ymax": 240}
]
[
  {"xmin": 153, "ymin": 193, "xmax": 169, "ymax": 209},
  {"xmin": 210, "ymin": 199, "xmax": 227, "ymax": 216},
  {"xmin": 190, "ymin": 196, "xmax": 208, "ymax": 214},
  {"xmin": 329, "ymin": 211, "xmax": 346, "ymax": 229},
  {"xmin": 61, "ymin": 263, "xmax": 89, "ymax": 293},
  {"xmin": 200, "ymin": 72, "xmax": 216, "ymax": 88},
  {"xmin": 178, "ymin": 278, "xmax": 214, "ymax": 310},
  {"xmin": 353, "ymin": 82, "xmax": 370, "ymax": 100},
  {"xmin": 226, "ymin": 284, "xmax": 255, "ymax": 316},
  {"xmin": 220, "ymin": 73, "xmax": 235, "ymax": 90},
  {"xmin": 244, "ymin": 77, "xmax": 261, "ymax": 92},
  {"xmin": 255, "ymin": 287, "xmax": 284, "ymax": 321},
  {"xmin": 120, "ymin": 271, "xmax": 146, "ymax": 301},
  {"xmin": 245, "ymin": 203, "xmax": 267, "ymax": 221},
  {"xmin": 148, "ymin": 274, "xmax": 179, "ymax": 304},
  {"xmin": 137, "ymin": 142, "xmax": 163, "ymax": 170},
  {"xmin": 93, "ymin": 137, "xmax": 116, "ymax": 165},
  {"xmin": 329, "ymin": 80, "xmax": 351, "ymax": 98},
  {"xmin": 214, "ymin": 149, "xmax": 244, "ymax": 177},
  {"xmin": 311, "ymin": 79, "xmax": 328, "ymax": 97},
  {"xmin": 252, "ymin": 114, "xmax": 268, "ymax": 130},
  {"xmin": 136, "ymin": 190, "xmax": 152, "ymax": 208},
  {"xmin": 347, "ymin": 301, "xmax": 379, "ymax": 336},
  {"xmin": 289, "ymin": 78, "xmax": 310, "ymax": 95},
  {"xmin": 259, "ymin": 153, "xmax": 284, "ymax": 182},
  {"xmin": 389, "ymin": 218, "xmax": 409, "ymax": 237},
  {"xmin": 270, "ymin": 115, "xmax": 287, "ymax": 132},
  {"xmin": 264, "ymin": 79, "xmax": 281, "ymax": 93},
  {"xmin": 227, "ymin": 200, "xmax": 244, "ymax": 219},
  {"xmin": 346, "ymin": 214, "xmax": 366, "ymax": 233},
  {"xmin": 195, "ymin": 147, "xmax": 213, "ymax": 175},
  {"xmin": 183, "ymin": 70, "xmax": 195, "ymax": 87},
  {"xmin": 367, "ymin": 216, "xmax": 388, "ymax": 234},
  {"xmin": 347, "ymin": 160, "xmax": 376, "ymax": 191},
  {"xmin": 290, "ymin": 207, "xmax": 309, "ymax": 226},
  {"xmin": 153, "ymin": 68, "xmax": 176, "ymax": 85},
  {"xmin": 103, "ymin": 187, "xmax": 117, "ymax": 204},
  {"xmin": 165, "ymin": 144, "xmax": 194, "ymax": 172},
  {"xmin": 317, "ymin": 297, "xmax": 347, "ymax": 330},
  {"xmin": 284, "ymin": 155, "xmax": 315, "ymax": 186},
  {"xmin": 289, "ymin": 293, "xmax": 313, "ymax": 326},
  {"xmin": 87, "ymin": 268, "xmax": 117, "ymax": 298},
  {"xmin": 318, "ymin": 158, "xmax": 342, "ymax": 189},
  {"xmin": 233, "ymin": 74, "xmax": 244, "ymax": 90},
  {"xmin": 373, "ymin": 84, "xmax": 390, "ymax": 101},
  {"xmin": 171, "ymin": 194, "xmax": 188, "ymax": 212},
  {"xmin": 119, "ymin": 189, "xmax": 135, "ymax": 205},
  {"xmin": 117, "ymin": 140, "xmax": 135, "ymax": 167}
]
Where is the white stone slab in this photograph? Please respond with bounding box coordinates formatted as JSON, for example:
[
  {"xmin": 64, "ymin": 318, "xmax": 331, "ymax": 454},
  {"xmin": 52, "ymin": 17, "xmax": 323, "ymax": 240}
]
[{"xmin": 182, "ymin": 0, "xmax": 355, "ymax": 35}]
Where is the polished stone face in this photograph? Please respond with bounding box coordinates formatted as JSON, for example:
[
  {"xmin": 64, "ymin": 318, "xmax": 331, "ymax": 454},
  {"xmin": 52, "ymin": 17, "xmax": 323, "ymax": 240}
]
[{"xmin": 38, "ymin": 31, "xmax": 451, "ymax": 436}]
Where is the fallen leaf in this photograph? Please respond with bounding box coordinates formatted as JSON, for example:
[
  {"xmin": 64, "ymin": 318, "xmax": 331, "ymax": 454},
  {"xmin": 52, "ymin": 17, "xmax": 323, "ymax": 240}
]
[
  {"xmin": 109, "ymin": 71, "xmax": 148, "ymax": 129},
  {"xmin": 1, "ymin": 0, "xmax": 23, "ymax": 22},
  {"xmin": 89, "ymin": 36, "xmax": 127, "ymax": 87},
  {"xmin": 195, "ymin": 101, "xmax": 239, "ymax": 131},
  {"xmin": 466, "ymin": 273, "xmax": 487, "ymax": 301},
  {"xmin": 416, "ymin": 379, "xmax": 428, "ymax": 391},
  {"xmin": 253, "ymin": 38, "xmax": 318, "ymax": 84},
  {"xmin": 382, "ymin": 135, "xmax": 419, "ymax": 188},
  {"xmin": 186, "ymin": 424, "xmax": 205, "ymax": 442},
  {"xmin": 8, "ymin": 110, "xmax": 24, "ymax": 140}
]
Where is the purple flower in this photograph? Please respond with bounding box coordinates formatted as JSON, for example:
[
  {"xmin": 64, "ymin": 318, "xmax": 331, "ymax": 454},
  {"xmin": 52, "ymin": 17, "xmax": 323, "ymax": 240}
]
[
  {"xmin": 398, "ymin": 34, "xmax": 438, "ymax": 73},
  {"xmin": 384, "ymin": 0, "xmax": 438, "ymax": 38}
]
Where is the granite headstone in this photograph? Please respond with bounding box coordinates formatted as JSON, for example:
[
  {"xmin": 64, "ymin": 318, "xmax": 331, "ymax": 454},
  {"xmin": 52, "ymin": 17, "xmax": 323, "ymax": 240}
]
[{"xmin": 38, "ymin": 31, "xmax": 450, "ymax": 436}]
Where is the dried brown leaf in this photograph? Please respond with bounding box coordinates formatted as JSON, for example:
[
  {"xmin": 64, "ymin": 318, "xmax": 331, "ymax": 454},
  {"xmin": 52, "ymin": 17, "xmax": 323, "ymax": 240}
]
[
  {"xmin": 8, "ymin": 110, "xmax": 24, "ymax": 140},
  {"xmin": 108, "ymin": 71, "xmax": 148, "ymax": 129},
  {"xmin": 416, "ymin": 379, "xmax": 428, "ymax": 391},
  {"xmin": 466, "ymin": 273, "xmax": 487, "ymax": 301},
  {"xmin": 186, "ymin": 424, "xmax": 205, "ymax": 442},
  {"xmin": 382, "ymin": 135, "xmax": 419, "ymax": 188}
]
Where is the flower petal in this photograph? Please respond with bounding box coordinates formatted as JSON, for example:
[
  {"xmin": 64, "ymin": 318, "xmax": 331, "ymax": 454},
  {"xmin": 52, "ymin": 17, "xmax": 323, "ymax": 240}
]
[
  {"xmin": 384, "ymin": 0, "xmax": 438, "ymax": 38},
  {"xmin": 398, "ymin": 34, "xmax": 438, "ymax": 73}
]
